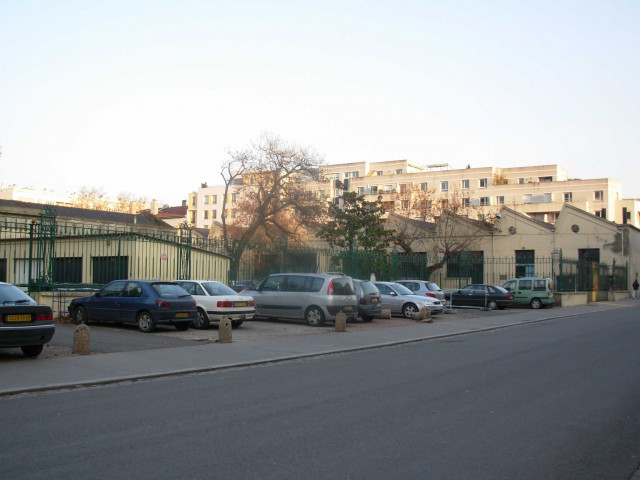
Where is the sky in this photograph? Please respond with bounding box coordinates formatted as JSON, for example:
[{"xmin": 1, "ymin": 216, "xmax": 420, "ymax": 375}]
[{"xmin": 1, "ymin": 0, "xmax": 639, "ymax": 207}]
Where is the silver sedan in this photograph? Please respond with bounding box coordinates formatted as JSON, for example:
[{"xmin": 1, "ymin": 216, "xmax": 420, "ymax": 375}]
[{"xmin": 373, "ymin": 281, "xmax": 443, "ymax": 318}]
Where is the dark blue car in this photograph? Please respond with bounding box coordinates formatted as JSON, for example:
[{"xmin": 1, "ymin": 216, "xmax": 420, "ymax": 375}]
[{"xmin": 68, "ymin": 280, "xmax": 197, "ymax": 333}]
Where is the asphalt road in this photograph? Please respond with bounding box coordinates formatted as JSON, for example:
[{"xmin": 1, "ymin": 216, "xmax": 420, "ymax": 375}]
[{"xmin": 2, "ymin": 307, "xmax": 639, "ymax": 479}]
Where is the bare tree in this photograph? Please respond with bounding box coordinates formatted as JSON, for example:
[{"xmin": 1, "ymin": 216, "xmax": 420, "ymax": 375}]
[
  {"xmin": 220, "ymin": 134, "xmax": 327, "ymax": 280},
  {"xmin": 72, "ymin": 187, "xmax": 110, "ymax": 211}
]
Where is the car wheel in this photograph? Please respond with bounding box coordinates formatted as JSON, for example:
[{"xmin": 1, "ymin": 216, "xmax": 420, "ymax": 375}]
[
  {"xmin": 136, "ymin": 311, "xmax": 156, "ymax": 333},
  {"xmin": 74, "ymin": 306, "xmax": 89, "ymax": 325},
  {"xmin": 21, "ymin": 344, "xmax": 44, "ymax": 357},
  {"xmin": 402, "ymin": 303, "xmax": 418, "ymax": 318},
  {"xmin": 488, "ymin": 300, "xmax": 498, "ymax": 310},
  {"xmin": 361, "ymin": 315, "xmax": 374, "ymax": 322},
  {"xmin": 192, "ymin": 308, "xmax": 210, "ymax": 329},
  {"xmin": 530, "ymin": 298, "xmax": 542, "ymax": 309},
  {"xmin": 231, "ymin": 320, "xmax": 243, "ymax": 328},
  {"xmin": 305, "ymin": 306, "xmax": 326, "ymax": 327},
  {"xmin": 174, "ymin": 322, "xmax": 190, "ymax": 331}
]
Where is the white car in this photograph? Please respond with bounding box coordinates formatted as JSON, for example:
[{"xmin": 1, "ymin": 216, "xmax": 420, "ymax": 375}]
[
  {"xmin": 174, "ymin": 280, "xmax": 255, "ymax": 329},
  {"xmin": 373, "ymin": 281, "xmax": 443, "ymax": 317}
]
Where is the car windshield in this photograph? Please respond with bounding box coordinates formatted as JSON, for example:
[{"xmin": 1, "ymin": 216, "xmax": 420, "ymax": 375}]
[
  {"xmin": 392, "ymin": 283, "xmax": 414, "ymax": 295},
  {"xmin": 152, "ymin": 283, "xmax": 190, "ymax": 297},
  {"xmin": 0, "ymin": 284, "xmax": 35, "ymax": 304},
  {"xmin": 202, "ymin": 282, "xmax": 237, "ymax": 296}
]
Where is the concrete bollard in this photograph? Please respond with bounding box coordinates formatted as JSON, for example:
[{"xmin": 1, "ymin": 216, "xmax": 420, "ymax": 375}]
[
  {"xmin": 378, "ymin": 309, "xmax": 392, "ymax": 319},
  {"xmin": 218, "ymin": 318, "xmax": 232, "ymax": 343},
  {"xmin": 335, "ymin": 312, "xmax": 347, "ymax": 332},
  {"xmin": 72, "ymin": 323, "xmax": 91, "ymax": 355},
  {"xmin": 413, "ymin": 306, "xmax": 432, "ymax": 323}
]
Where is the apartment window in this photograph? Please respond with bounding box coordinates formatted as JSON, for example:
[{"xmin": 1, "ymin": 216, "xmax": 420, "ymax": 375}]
[
  {"xmin": 191, "ymin": 196, "xmax": 196, "ymax": 206},
  {"xmin": 231, "ymin": 209, "xmax": 237, "ymax": 218},
  {"xmin": 480, "ymin": 178, "xmax": 488, "ymax": 188},
  {"xmin": 564, "ymin": 192, "xmax": 573, "ymax": 202},
  {"xmin": 420, "ymin": 182, "xmax": 428, "ymax": 191},
  {"xmin": 402, "ymin": 200, "xmax": 410, "ymax": 209},
  {"xmin": 377, "ymin": 171, "xmax": 383, "ymax": 176},
  {"xmin": 595, "ymin": 208, "xmax": 607, "ymax": 219},
  {"xmin": 515, "ymin": 250, "xmax": 535, "ymax": 277},
  {"xmin": 344, "ymin": 171, "xmax": 359, "ymax": 178},
  {"xmin": 204, "ymin": 210, "xmax": 209, "ymax": 220},
  {"xmin": 399, "ymin": 184, "xmax": 407, "ymax": 193},
  {"xmin": 385, "ymin": 185, "xmax": 393, "ymax": 193},
  {"xmin": 212, "ymin": 210, "xmax": 217, "ymax": 219},
  {"xmin": 518, "ymin": 178, "xmax": 525, "ymax": 184},
  {"xmin": 212, "ymin": 195, "xmax": 217, "ymax": 204},
  {"xmin": 441, "ymin": 181, "xmax": 448, "ymax": 192},
  {"xmin": 231, "ymin": 193, "xmax": 237, "ymax": 203},
  {"xmin": 462, "ymin": 198, "xmax": 470, "ymax": 207},
  {"xmin": 480, "ymin": 197, "xmax": 490, "ymax": 206},
  {"xmin": 595, "ymin": 190, "xmax": 603, "ymax": 201},
  {"xmin": 190, "ymin": 212, "xmax": 196, "ymax": 223},
  {"xmin": 204, "ymin": 195, "xmax": 209, "ymax": 205},
  {"xmin": 371, "ymin": 186, "xmax": 378, "ymax": 194},
  {"xmin": 54, "ymin": 257, "xmax": 82, "ymax": 284},
  {"xmin": 496, "ymin": 196, "xmax": 505, "ymax": 205},
  {"xmin": 358, "ymin": 187, "xmax": 365, "ymax": 195},
  {"xmin": 461, "ymin": 179, "xmax": 469, "ymax": 189},
  {"xmin": 396, "ymin": 169, "xmax": 403, "ymax": 174},
  {"xmin": 540, "ymin": 176, "xmax": 553, "ymax": 182},
  {"xmin": 318, "ymin": 190, "xmax": 326, "ymax": 198}
]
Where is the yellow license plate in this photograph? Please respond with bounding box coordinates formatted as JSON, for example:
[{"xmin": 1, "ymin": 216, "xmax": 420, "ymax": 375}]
[
  {"xmin": 7, "ymin": 314, "xmax": 31, "ymax": 322},
  {"xmin": 370, "ymin": 298, "xmax": 378, "ymax": 303},
  {"xmin": 344, "ymin": 306, "xmax": 354, "ymax": 311},
  {"xmin": 176, "ymin": 312, "xmax": 188, "ymax": 318},
  {"xmin": 235, "ymin": 302, "xmax": 247, "ymax": 307}
]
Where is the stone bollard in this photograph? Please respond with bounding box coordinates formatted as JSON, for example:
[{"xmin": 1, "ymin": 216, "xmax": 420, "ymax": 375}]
[
  {"xmin": 379, "ymin": 309, "xmax": 392, "ymax": 319},
  {"xmin": 413, "ymin": 306, "xmax": 432, "ymax": 323},
  {"xmin": 72, "ymin": 323, "xmax": 91, "ymax": 355},
  {"xmin": 335, "ymin": 311, "xmax": 347, "ymax": 332},
  {"xmin": 218, "ymin": 318, "xmax": 232, "ymax": 343}
]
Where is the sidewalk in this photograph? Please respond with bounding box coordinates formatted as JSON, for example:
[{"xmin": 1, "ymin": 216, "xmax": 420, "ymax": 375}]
[{"xmin": 0, "ymin": 300, "xmax": 634, "ymax": 397}]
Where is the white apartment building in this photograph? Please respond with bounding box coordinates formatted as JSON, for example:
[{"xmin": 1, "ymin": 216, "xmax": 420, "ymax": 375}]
[{"xmin": 188, "ymin": 161, "xmax": 640, "ymax": 230}]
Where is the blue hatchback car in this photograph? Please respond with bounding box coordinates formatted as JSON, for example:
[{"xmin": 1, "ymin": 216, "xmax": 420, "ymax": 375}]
[{"xmin": 68, "ymin": 280, "xmax": 197, "ymax": 333}]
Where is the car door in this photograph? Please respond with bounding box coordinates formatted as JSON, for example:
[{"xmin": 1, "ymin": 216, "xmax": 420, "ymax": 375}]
[
  {"xmin": 512, "ymin": 278, "xmax": 532, "ymax": 305},
  {"xmin": 253, "ymin": 275, "xmax": 286, "ymax": 318},
  {"xmin": 281, "ymin": 274, "xmax": 309, "ymax": 319},
  {"xmin": 118, "ymin": 281, "xmax": 145, "ymax": 322},
  {"xmin": 375, "ymin": 283, "xmax": 402, "ymax": 314},
  {"xmin": 89, "ymin": 280, "xmax": 127, "ymax": 320}
]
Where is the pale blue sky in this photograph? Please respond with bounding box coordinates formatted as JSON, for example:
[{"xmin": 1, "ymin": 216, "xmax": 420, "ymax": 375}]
[{"xmin": 1, "ymin": 0, "xmax": 638, "ymax": 206}]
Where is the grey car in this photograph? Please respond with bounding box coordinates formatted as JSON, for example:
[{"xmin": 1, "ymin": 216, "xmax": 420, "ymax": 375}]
[
  {"xmin": 394, "ymin": 280, "xmax": 446, "ymax": 302},
  {"xmin": 353, "ymin": 279, "xmax": 382, "ymax": 322},
  {"xmin": 373, "ymin": 281, "xmax": 444, "ymax": 318},
  {"xmin": 240, "ymin": 273, "xmax": 357, "ymax": 326}
]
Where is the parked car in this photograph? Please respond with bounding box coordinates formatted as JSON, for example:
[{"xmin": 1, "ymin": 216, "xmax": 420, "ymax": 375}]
[
  {"xmin": 445, "ymin": 284, "xmax": 514, "ymax": 309},
  {"xmin": 502, "ymin": 277, "xmax": 555, "ymax": 309},
  {"xmin": 373, "ymin": 281, "xmax": 444, "ymax": 318},
  {"xmin": 174, "ymin": 280, "xmax": 255, "ymax": 328},
  {"xmin": 394, "ymin": 280, "xmax": 446, "ymax": 301},
  {"xmin": 240, "ymin": 273, "xmax": 357, "ymax": 326},
  {"xmin": 0, "ymin": 282, "xmax": 55, "ymax": 357},
  {"xmin": 69, "ymin": 280, "xmax": 196, "ymax": 333},
  {"xmin": 229, "ymin": 280, "xmax": 258, "ymax": 293},
  {"xmin": 353, "ymin": 279, "xmax": 382, "ymax": 322}
]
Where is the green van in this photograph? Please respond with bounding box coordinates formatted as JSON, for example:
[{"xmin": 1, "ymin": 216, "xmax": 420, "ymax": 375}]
[{"xmin": 501, "ymin": 277, "xmax": 555, "ymax": 309}]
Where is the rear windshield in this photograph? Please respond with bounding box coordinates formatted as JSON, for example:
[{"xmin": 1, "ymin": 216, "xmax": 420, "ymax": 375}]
[
  {"xmin": 358, "ymin": 281, "xmax": 379, "ymax": 295},
  {"xmin": 426, "ymin": 282, "xmax": 441, "ymax": 291},
  {"xmin": 203, "ymin": 282, "xmax": 237, "ymax": 296},
  {"xmin": 331, "ymin": 278, "xmax": 355, "ymax": 295},
  {"xmin": 153, "ymin": 283, "xmax": 190, "ymax": 298},
  {"xmin": 0, "ymin": 284, "xmax": 35, "ymax": 305}
]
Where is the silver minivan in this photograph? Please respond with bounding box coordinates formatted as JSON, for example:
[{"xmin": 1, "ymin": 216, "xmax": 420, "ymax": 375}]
[{"xmin": 240, "ymin": 273, "xmax": 357, "ymax": 326}]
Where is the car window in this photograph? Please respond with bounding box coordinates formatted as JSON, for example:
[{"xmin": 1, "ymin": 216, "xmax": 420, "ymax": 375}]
[
  {"xmin": 0, "ymin": 284, "xmax": 35, "ymax": 304},
  {"xmin": 519, "ymin": 279, "xmax": 532, "ymax": 290},
  {"xmin": 375, "ymin": 283, "xmax": 393, "ymax": 295},
  {"xmin": 359, "ymin": 281, "xmax": 379, "ymax": 295},
  {"xmin": 125, "ymin": 282, "xmax": 143, "ymax": 297},
  {"xmin": 502, "ymin": 280, "xmax": 516, "ymax": 291},
  {"xmin": 331, "ymin": 277, "xmax": 354, "ymax": 295},
  {"xmin": 393, "ymin": 283, "xmax": 414, "ymax": 295},
  {"xmin": 472, "ymin": 285, "xmax": 488, "ymax": 294},
  {"xmin": 201, "ymin": 282, "xmax": 236, "ymax": 296},
  {"xmin": 152, "ymin": 283, "xmax": 190, "ymax": 297},
  {"xmin": 494, "ymin": 286, "xmax": 509, "ymax": 294},
  {"xmin": 401, "ymin": 282, "xmax": 418, "ymax": 291},
  {"xmin": 100, "ymin": 281, "xmax": 127, "ymax": 297},
  {"xmin": 177, "ymin": 282, "xmax": 195, "ymax": 295},
  {"xmin": 533, "ymin": 279, "xmax": 547, "ymax": 291},
  {"xmin": 284, "ymin": 275, "xmax": 308, "ymax": 292},
  {"xmin": 261, "ymin": 275, "xmax": 285, "ymax": 292},
  {"xmin": 426, "ymin": 282, "xmax": 441, "ymax": 292}
]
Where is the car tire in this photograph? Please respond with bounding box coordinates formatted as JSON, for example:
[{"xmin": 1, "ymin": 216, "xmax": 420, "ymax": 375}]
[
  {"xmin": 361, "ymin": 315, "xmax": 374, "ymax": 322},
  {"xmin": 136, "ymin": 311, "xmax": 156, "ymax": 333},
  {"xmin": 305, "ymin": 306, "xmax": 326, "ymax": 327},
  {"xmin": 74, "ymin": 306, "xmax": 89, "ymax": 325},
  {"xmin": 174, "ymin": 322, "xmax": 190, "ymax": 331},
  {"xmin": 231, "ymin": 320, "xmax": 243, "ymax": 328},
  {"xmin": 192, "ymin": 308, "xmax": 210, "ymax": 329},
  {"xmin": 21, "ymin": 344, "xmax": 44, "ymax": 357},
  {"xmin": 530, "ymin": 298, "xmax": 543, "ymax": 309},
  {"xmin": 402, "ymin": 303, "xmax": 418, "ymax": 319},
  {"xmin": 488, "ymin": 300, "xmax": 498, "ymax": 310}
]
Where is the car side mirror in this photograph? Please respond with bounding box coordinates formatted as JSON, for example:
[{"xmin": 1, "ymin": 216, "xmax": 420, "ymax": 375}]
[{"xmin": 94, "ymin": 292, "xmax": 101, "ymax": 298}]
